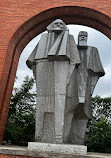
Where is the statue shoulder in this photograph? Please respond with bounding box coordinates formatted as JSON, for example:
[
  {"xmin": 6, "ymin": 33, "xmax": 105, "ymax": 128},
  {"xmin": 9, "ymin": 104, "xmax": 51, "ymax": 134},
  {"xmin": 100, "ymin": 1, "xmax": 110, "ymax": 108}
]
[
  {"xmin": 40, "ymin": 33, "xmax": 48, "ymax": 37},
  {"xmin": 40, "ymin": 33, "xmax": 48, "ymax": 41},
  {"xmin": 68, "ymin": 34, "xmax": 77, "ymax": 46},
  {"xmin": 69, "ymin": 34, "xmax": 75, "ymax": 41},
  {"xmin": 91, "ymin": 46, "xmax": 98, "ymax": 52},
  {"xmin": 90, "ymin": 46, "xmax": 100, "ymax": 57}
]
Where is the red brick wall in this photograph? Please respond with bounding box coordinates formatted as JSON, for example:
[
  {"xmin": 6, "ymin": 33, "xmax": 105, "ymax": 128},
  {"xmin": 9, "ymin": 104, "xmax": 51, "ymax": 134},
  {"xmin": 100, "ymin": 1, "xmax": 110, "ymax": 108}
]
[{"xmin": 0, "ymin": 0, "xmax": 111, "ymax": 144}]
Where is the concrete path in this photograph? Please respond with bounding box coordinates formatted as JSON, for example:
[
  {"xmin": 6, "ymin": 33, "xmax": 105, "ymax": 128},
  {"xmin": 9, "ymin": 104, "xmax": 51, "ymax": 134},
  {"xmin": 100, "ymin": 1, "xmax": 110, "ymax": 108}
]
[{"xmin": 0, "ymin": 145, "xmax": 111, "ymax": 158}]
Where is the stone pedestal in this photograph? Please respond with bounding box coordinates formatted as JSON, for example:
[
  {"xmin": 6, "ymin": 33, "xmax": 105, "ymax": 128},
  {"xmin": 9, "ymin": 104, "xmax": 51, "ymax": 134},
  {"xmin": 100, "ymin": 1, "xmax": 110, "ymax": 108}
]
[{"xmin": 28, "ymin": 142, "xmax": 87, "ymax": 155}]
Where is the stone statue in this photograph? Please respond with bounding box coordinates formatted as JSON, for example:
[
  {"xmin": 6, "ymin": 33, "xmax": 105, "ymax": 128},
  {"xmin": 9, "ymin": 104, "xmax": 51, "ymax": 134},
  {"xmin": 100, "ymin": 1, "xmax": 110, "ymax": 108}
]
[
  {"xmin": 26, "ymin": 19, "xmax": 80, "ymax": 144},
  {"xmin": 26, "ymin": 20, "xmax": 105, "ymax": 145},
  {"xmin": 69, "ymin": 31, "xmax": 105, "ymax": 145}
]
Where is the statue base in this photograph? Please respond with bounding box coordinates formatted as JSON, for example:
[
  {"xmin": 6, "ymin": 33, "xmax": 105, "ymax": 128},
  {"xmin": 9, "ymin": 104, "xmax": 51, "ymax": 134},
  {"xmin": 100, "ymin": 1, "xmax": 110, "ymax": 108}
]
[{"xmin": 28, "ymin": 142, "xmax": 87, "ymax": 155}]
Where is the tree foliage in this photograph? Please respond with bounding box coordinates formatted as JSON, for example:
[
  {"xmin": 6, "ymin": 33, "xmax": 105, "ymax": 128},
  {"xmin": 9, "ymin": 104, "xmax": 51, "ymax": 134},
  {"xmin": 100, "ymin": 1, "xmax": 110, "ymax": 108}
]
[
  {"xmin": 85, "ymin": 117, "xmax": 111, "ymax": 153},
  {"xmin": 3, "ymin": 76, "xmax": 36, "ymax": 146},
  {"xmin": 3, "ymin": 78, "xmax": 111, "ymax": 152},
  {"xmin": 92, "ymin": 96, "xmax": 111, "ymax": 121},
  {"xmin": 84, "ymin": 96, "xmax": 111, "ymax": 153}
]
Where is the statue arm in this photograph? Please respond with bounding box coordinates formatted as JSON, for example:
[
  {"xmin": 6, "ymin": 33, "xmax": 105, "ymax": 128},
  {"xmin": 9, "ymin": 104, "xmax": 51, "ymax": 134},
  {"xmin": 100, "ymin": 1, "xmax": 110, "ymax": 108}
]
[
  {"xmin": 26, "ymin": 44, "xmax": 38, "ymax": 70},
  {"xmin": 91, "ymin": 75, "xmax": 99, "ymax": 95},
  {"xmin": 88, "ymin": 47, "xmax": 105, "ymax": 76},
  {"xmin": 89, "ymin": 47, "xmax": 105, "ymax": 95}
]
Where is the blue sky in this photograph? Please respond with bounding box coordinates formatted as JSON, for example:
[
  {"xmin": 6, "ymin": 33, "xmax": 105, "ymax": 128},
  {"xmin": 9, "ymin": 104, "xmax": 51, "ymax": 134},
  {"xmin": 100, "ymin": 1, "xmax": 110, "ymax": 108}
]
[{"xmin": 14, "ymin": 25, "xmax": 111, "ymax": 97}]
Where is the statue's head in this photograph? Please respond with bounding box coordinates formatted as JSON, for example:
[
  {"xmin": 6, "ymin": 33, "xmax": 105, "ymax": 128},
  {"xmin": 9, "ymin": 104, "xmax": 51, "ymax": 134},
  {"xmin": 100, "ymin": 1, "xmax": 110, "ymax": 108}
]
[
  {"xmin": 53, "ymin": 19, "xmax": 64, "ymax": 31},
  {"xmin": 78, "ymin": 31, "xmax": 88, "ymax": 46},
  {"xmin": 47, "ymin": 19, "xmax": 68, "ymax": 33}
]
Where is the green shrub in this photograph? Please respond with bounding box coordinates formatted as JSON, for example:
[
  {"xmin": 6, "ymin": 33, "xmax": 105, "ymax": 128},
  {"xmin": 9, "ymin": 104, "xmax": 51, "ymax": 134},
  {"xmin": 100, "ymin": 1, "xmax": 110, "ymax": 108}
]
[
  {"xmin": 3, "ymin": 76, "xmax": 36, "ymax": 146},
  {"xmin": 85, "ymin": 117, "xmax": 111, "ymax": 153}
]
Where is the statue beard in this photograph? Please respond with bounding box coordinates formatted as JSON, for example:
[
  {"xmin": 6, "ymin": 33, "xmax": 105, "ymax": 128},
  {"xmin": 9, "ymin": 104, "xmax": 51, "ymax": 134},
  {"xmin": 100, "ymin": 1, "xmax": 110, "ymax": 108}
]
[
  {"xmin": 79, "ymin": 39, "xmax": 87, "ymax": 46},
  {"xmin": 46, "ymin": 28, "xmax": 68, "ymax": 57},
  {"xmin": 52, "ymin": 27, "xmax": 65, "ymax": 34}
]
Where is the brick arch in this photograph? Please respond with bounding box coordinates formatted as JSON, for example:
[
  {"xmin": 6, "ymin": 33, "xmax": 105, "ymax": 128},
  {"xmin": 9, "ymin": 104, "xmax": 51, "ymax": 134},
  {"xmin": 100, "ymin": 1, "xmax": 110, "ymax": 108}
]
[{"xmin": 0, "ymin": 5, "xmax": 111, "ymax": 144}]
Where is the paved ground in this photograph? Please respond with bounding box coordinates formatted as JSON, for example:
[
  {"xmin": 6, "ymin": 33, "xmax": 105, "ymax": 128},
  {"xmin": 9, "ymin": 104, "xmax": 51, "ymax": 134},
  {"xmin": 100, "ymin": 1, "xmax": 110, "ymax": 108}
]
[
  {"xmin": 0, "ymin": 145, "xmax": 111, "ymax": 158},
  {"xmin": 87, "ymin": 152, "xmax": 111, "ymax": 157}
]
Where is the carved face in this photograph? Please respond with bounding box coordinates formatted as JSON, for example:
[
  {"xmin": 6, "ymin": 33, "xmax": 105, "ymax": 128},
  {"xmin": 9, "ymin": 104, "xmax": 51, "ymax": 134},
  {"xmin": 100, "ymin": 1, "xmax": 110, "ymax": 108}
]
[
  {"xmin": 53, "ymin": 20, "xmax": 64, "ymax": 33},
  {"xmin": 78, "ymin": 33, "xmax": 87, "ymax": 42},
  {"xmin": 54, "ymin": 20, "xmax": 64, "ymax": 29},
  {"xmin": 46, "ymin": 19, "xmax": 68, "ymax": 32},
  {"xmin": 78, "ymin": 31, "xmax": 88, "ymax": 46}
]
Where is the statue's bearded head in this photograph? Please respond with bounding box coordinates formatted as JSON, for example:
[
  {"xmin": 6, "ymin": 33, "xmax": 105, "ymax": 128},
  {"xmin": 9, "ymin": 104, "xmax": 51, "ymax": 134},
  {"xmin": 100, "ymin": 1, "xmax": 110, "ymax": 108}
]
[
  {"xmin": 78, "ymin": 31, "xmax": 88, "ymax": 47},
  {"xmin": 47, "ymin": 19, "xmax": 68, "ymax": 33},
  {"xmin": 53, "ymin": 19, "xmax": 64, "ymax": 31}
]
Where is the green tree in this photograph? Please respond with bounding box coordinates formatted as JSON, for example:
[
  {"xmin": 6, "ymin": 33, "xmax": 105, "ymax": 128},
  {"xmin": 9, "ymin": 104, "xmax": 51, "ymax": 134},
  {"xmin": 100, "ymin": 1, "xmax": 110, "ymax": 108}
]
[
  {"xmin": 84, "ymin": 96, "xmax": 111, "ymax": 153},
  {"xmin": 85, "ymin": 117, "xmax": 111, "ymax": 153},
  {"xmin": 92, "ymin": 96, "xmax": 111, "ymax": 121},
  {"xmin": 3, "ymin": 76, "xmax": 36, "ymax": 146}
]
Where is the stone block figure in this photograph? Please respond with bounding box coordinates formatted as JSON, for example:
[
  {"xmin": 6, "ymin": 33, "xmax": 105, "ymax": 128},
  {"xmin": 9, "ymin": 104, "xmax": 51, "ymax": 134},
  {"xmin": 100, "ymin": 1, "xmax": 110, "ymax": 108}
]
[
  {"xmin": 69, "ymin": 31, "xmax": 105, "ymax": 145},
  {"xmin": 26, "ymin": 20, "xmax": 105, "ymax": 145},
  {"xmin": 26, "ymin": 19, "xmax": 80, "ymax": 144}
]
